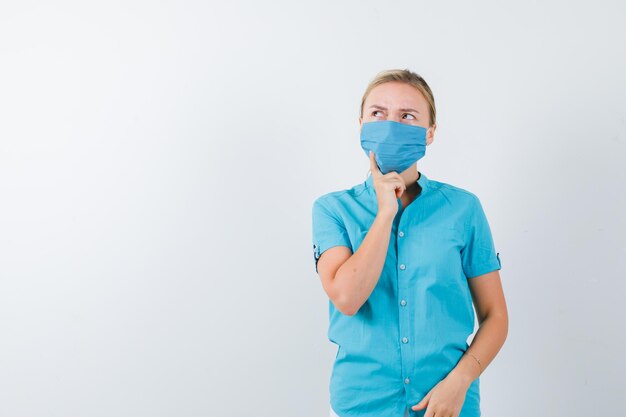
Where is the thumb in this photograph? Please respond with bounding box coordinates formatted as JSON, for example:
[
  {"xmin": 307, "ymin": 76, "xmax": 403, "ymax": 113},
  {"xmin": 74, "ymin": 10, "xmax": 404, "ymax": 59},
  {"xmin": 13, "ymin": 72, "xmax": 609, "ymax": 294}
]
[{"xmin": 411, "ymin": 391, "xmax": 431, "ymax": 411}]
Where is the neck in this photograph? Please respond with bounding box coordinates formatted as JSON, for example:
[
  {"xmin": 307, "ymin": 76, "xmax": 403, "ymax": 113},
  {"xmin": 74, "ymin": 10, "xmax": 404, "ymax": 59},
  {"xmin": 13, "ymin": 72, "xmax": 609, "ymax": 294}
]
[
  {"xmin": 398, "ymin": 166, "xmax": 422, "ymax": 199},
  {"xmin": 398, "ymin": 165, "xmax": 420, "ymax": 186}
]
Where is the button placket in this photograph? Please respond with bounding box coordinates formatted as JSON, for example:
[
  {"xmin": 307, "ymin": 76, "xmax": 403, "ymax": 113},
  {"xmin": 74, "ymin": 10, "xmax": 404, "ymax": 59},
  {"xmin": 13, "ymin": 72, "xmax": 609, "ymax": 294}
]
[{"xmin": 397, "ymin": 222, "xmax": 412, "ymax": 391}]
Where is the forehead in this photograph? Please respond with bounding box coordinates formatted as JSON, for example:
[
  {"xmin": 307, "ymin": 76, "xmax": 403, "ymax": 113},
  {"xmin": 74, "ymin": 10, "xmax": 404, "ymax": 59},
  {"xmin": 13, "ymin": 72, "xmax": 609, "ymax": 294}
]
[{"xmin": 365, "ymin": 81, "xmax": 427, "ymax": 109}]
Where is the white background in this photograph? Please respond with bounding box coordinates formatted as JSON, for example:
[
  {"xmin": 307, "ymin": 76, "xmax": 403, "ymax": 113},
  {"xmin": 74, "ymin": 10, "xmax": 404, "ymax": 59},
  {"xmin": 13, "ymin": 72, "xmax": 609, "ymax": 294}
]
[{"xmin": 1, "ymin": 1, "xmax": 625, "ymax": 416}]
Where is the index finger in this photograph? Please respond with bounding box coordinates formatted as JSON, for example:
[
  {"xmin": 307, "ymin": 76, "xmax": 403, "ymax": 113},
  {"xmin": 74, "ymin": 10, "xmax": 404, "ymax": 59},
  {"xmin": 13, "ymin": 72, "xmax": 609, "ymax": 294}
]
[{"xmin": 369, "ymin": 150, "xmax": 382, "ymax": 178}]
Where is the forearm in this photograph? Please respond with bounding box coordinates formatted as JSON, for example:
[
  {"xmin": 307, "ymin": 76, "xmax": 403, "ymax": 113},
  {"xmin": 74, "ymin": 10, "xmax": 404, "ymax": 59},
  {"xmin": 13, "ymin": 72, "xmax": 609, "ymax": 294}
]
[
  {"xmin": 449, "ymin": 313, "xmax": 509, "ymax": 386},
  {"xmin": 333, "ymin": 211, "xmax": 395, "ymax": 315}
]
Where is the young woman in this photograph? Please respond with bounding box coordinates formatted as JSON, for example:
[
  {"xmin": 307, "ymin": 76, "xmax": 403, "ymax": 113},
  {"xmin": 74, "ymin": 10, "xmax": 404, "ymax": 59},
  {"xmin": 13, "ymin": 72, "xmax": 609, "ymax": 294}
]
[{"xmin": 311, "ymin": 69, "xmax": 508, "ymax": 417}]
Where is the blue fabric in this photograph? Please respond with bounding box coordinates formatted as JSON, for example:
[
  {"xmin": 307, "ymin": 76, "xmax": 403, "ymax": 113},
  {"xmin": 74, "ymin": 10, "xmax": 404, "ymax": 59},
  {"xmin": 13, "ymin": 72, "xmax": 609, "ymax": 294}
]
[
  {"xmin": 359, "ymin": 120, "xmax": 427, "ymax": 174},
  {"xmin": 311, "ymin": 172, "xmax": 502, "ymax": 417}
]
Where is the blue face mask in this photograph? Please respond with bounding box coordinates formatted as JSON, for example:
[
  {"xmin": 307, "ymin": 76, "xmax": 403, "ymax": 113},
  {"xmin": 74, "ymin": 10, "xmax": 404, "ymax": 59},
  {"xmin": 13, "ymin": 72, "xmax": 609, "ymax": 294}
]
[{"xmin": 360, "ymin": 120, "xmax": 428, "ymax": 175}]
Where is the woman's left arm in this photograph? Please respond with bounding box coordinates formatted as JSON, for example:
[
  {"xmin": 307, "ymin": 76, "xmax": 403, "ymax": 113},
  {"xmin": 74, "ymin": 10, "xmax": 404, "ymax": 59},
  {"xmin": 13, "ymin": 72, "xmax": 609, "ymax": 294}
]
[
  {"xmin": 411, "ymin": 270, "xmax": 508, "ymax": 414},
  {"xmin": 450, "ymin": 269, "xmax": 509, "ymax": 385}
]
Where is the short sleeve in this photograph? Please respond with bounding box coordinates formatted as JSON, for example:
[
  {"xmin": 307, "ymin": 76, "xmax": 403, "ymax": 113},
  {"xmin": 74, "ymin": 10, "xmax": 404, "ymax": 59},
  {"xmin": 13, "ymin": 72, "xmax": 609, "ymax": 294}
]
[
  {"xmin": 461, "ymin": 196, "xmax": 502, "ymax": 278},
  {"xmin": 311, "ymin": 197, "xmax": 352, "ymax": 274}
]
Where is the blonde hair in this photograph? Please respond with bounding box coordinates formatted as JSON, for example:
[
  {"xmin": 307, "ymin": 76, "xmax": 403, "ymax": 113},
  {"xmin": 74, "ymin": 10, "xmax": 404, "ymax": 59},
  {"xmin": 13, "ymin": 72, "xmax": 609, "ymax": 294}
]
[{"xmin": 360, "ymin": 68, "xmax": 436, "ymax": 127}]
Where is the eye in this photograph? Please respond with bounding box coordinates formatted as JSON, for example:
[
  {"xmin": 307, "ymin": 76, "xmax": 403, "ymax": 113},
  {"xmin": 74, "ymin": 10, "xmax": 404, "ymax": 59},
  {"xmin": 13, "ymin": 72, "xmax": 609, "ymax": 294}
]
[
  {"xmin": 371, "ymin": 110, "xmax": 383, "ymax": 117},
  {"xmin": 403, "ymin": 113, "xmax": 416, "ymax": 120}
]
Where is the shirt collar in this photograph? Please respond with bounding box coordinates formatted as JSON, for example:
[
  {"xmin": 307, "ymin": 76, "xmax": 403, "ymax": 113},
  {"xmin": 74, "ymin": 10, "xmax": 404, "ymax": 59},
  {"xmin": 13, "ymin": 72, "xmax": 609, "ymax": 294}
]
[{"xmin": 364, "ymin": 170, "xmax": 430, "ymax": 195}]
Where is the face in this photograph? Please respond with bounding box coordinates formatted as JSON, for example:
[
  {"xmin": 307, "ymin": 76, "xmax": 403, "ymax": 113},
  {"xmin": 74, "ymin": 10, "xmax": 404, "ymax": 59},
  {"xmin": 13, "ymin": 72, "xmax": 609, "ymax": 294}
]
[{"xmin": 359, "ymin": 81, "xmax": 436, "ymax": 146}]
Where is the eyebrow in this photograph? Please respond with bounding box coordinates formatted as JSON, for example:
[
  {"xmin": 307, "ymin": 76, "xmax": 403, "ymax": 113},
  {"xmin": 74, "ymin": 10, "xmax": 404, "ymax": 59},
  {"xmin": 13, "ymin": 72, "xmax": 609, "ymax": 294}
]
[{"xmin": 369, "ymin": 104, "xmax": 420, "ymax": 114}]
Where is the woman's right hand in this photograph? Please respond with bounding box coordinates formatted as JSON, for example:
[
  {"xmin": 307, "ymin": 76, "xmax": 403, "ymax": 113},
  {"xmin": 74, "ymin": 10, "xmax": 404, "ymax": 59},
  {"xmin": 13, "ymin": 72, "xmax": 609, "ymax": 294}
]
[{"xmin": 369, "ymin": 150, "xmax": 406, "ymax": 218}]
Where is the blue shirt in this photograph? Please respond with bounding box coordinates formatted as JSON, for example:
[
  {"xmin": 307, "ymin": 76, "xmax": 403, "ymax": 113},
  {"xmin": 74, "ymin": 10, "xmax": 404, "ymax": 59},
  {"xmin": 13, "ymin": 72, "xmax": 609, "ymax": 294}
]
[{"xmin": 311, "ymin": 171, "xmax": 502, "ymax": 417}]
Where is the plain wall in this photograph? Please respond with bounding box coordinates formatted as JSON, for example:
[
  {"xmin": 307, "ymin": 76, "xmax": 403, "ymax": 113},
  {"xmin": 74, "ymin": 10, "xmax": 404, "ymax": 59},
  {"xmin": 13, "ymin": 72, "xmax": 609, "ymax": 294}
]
[{"xmin": 0, "ymin": 1, "xmax": 625, "ymax": 416}]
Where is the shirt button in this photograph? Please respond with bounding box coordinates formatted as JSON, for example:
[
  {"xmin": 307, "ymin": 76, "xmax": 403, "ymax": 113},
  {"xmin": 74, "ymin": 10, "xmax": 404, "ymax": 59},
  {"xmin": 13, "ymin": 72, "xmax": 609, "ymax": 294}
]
[
  {"xmin": 404, "ymin": 377, "xmax": 410, "ymax": 384},
  {"xmin": 399, "ymin": 264, "xmax": 406, "ymax": 270},
  {"xmin": 399, "ymin": 231, "xmax": 404, "ymax": 237},
  {"xmin": 400, "ymin": 299, "xmax": 407, "ymax": 306},
  {"xmin": 402, "ymin": 337, "xmax": 408, "ymax": 343}
]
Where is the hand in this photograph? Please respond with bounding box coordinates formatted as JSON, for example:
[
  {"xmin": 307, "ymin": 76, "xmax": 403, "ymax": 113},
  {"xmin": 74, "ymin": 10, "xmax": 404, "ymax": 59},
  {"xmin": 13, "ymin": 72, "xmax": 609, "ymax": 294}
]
[
  {"xmin": 410, "ymin": 372, "xmax": 471, "ymax": 417},
  {"xmin": 369, "ymin": 150, "xmax": 405, "ymax": 218}
]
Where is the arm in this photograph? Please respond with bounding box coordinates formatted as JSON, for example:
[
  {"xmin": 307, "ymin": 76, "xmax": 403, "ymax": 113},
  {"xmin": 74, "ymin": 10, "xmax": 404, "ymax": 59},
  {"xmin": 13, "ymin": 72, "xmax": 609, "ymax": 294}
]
[
  {"xmin": 317, "ymin": 211, "xmax": 395, "ymax": 316},
  {"xmin": 411, "ymin": 269, "xmax": 509, "ymax": 413},
  {"xmin": 449, "ymin": 269, "xmax": 509, "ymax": 385}
]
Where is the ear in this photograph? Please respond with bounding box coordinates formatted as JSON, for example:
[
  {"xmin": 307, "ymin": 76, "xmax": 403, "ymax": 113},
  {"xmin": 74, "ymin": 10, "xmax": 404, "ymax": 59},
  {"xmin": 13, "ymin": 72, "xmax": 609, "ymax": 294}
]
[
  {"xmin": 426, "ymin": 123, "xmax": 436, "ymax": 145},
  {"xmin": 358, "ymin": 116, "xmax": 362, "ymax": 128}
]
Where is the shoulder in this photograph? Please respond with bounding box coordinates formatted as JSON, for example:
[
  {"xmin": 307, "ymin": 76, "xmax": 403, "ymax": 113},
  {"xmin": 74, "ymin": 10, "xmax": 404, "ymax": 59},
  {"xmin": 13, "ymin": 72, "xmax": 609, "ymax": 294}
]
[
  {"xmin": 425, "ymin": 178, "xmax": 491, "ymax": 234},
  {"xmin": 427, "ymin": 177, "xmax": 483, "ymax": 210},
  {"xmin": 312, "ymin": 180, "xmax": 368, "ymax": 210}
]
